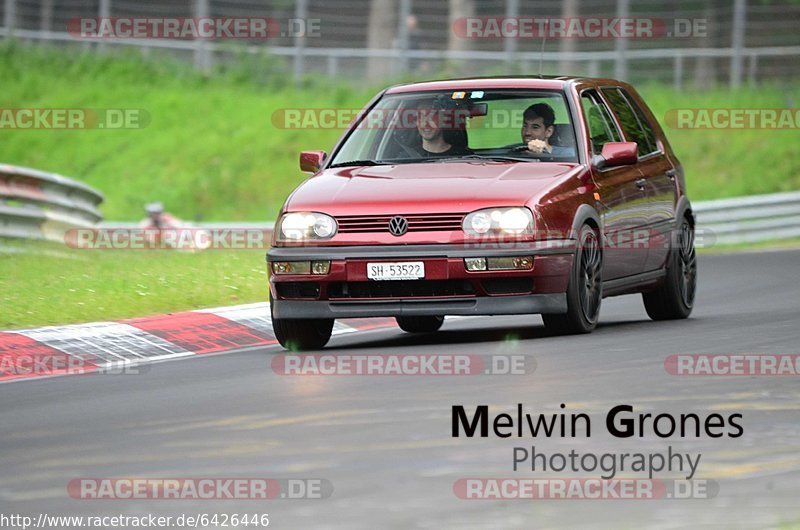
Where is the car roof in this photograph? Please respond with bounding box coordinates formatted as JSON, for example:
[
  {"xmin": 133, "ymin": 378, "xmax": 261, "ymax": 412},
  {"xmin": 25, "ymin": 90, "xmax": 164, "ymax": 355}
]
[{"xmin": 384, "ymin": 76, "xmax": 625, "ymax": 94}]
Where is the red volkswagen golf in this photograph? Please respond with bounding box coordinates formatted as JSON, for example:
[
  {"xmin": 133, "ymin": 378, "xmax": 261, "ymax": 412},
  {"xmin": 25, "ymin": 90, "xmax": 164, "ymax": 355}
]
[{"xmin": 268, "ymin": 77, "xmax": 697, "ymax": 350}]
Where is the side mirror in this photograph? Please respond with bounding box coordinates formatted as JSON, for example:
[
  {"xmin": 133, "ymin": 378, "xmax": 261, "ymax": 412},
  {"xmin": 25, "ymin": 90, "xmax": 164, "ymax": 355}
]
[
  {"xmin": 300, "ymin": 150, "xmax": 327, "ymax": 173},
  {"xmin": 596, "ymin": 142, "xmax": 638, "ymax": 169}
]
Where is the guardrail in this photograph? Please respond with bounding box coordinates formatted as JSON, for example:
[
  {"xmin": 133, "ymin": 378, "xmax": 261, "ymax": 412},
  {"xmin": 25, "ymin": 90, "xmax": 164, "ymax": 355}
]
[
  {"xmin": 693, "ymin": 191, "xmax": 800, "ymax": 246},
  {"xmin": 0, "ymin": 163, "xmax": 104, "ymax": 242},
  {"xmin": 186, "ymin": 195, "xmax": 800, "ymax": 247},
  {"xmin": 7, "ymin": 171, "xmax": 795, "ymax": 248}
]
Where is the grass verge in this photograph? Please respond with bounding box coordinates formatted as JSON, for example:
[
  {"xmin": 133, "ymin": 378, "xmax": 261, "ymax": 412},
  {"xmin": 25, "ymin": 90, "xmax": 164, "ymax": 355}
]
[
  {"xmin": 1, "ymin": 43, "xmax": 798, "ymax": 222},
  {"xmin": 0, "ymin": 239, "xmax": 267, "ymax": 330}
]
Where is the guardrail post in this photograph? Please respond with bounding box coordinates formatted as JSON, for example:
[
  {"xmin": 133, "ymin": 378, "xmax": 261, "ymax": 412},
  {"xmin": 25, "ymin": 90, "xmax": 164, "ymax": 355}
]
[
  {"xmin": 4, "ymin": 0, "xmax": 16, "ymax": 36},
  {"xmin": 730, "ymin": 0, "xmax": 746, "ymax": 89},
  {"xmin": 613, "ymin": 0, "xmax": 629, "ymax": 80}
]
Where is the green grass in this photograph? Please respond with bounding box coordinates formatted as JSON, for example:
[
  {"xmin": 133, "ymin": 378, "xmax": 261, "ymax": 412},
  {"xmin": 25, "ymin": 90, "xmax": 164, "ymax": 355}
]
[
  {"xmin": 1, "ymin": 43, "xmax": 798, "ymax": 223},
  {"xmin": 0, "ymin": 239, "xmax": 268, "ymax": 330},
  {"xmin": 0, "ymin": 42, "xmax": 373, "ymax": 222},
  {"xmin": 637, "ymin": 83, "xmax": 800, "ymax": 199},
  {"xmin": 2, "ymin": 44, "xmax": 798, "ymax": 329}
]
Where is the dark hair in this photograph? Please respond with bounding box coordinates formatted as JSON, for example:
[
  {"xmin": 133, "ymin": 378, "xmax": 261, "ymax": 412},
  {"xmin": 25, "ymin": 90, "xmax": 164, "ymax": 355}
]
[{"xmin": 523, "ymin": 103, "xmax": 556, "ymax": 128}]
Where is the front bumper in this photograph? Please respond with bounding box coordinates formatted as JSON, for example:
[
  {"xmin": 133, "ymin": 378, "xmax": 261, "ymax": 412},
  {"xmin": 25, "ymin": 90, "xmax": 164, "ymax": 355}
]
[{"xmin": 267, "ymin": 240, "xmax": 576, "ymax": 319}]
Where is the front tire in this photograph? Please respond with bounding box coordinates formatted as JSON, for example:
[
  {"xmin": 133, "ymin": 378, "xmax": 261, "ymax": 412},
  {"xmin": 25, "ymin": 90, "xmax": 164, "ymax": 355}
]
[
  {"xmin": 542, "ymin": 224, "xmax": 603, "ymax": 335},
  {"xmin": 642, "ymin": 217, "xmax": 697, "ymax": 320},
  {"xmin": 270, "ymin": 297, "xmax": 334, "ymax": 351},
  {"xmin": 395, "ymin": 315, "xmax": 444, "ymax": 333}
]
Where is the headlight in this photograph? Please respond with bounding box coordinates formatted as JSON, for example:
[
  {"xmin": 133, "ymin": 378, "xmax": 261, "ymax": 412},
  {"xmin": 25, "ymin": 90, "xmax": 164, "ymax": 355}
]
[
  {"xmin": 463, "ymin": 207, "xmax": 533, "ymax": 236},
  {"xmin": 278, "ymin": 212, "xmax": 337, "ymax": 241}
]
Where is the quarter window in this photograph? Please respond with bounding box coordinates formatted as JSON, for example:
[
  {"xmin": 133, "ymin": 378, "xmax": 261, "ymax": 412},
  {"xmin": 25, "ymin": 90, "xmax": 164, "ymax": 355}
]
[
  {"xmin": 581, "ymin": 90, "xmax": 621, "ymax": 155},
  {"xmin": 601, "ymin": 88, "xmax": 658, "ymax": 157}
]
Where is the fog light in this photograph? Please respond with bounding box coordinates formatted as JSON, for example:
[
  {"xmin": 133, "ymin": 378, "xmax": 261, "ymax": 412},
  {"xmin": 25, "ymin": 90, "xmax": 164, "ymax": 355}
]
[
  {"xmin": 311, "ymin": 260, "xmax": 331, "ymax": 275},
  {"xmin": 271, "ymin": 261, "xmax": 311, "ymax": 275},
  {"xmin": 487, "ymin": 256, "xmax": 534, "ymax": 271},
  {"xmin": 464, "ymin": 257, "xmax": 487, "ymax": 271}
]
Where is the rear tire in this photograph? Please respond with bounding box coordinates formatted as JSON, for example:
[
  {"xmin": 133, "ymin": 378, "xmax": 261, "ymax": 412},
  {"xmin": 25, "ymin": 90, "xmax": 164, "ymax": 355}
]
[
  {"xmin": 642, "ymin": 217, "xmax": 696, "ymax": 320},
  {"xmin": 542, "ymin": 224, "xmax": 602, "ymax": 335},
  {"xmin": 395, "ymin": 315, "xmax": 444, "ymax": 333},
  {"xmin": 270, "ymin": 296, "xmax": 334, "ymax": 351}
]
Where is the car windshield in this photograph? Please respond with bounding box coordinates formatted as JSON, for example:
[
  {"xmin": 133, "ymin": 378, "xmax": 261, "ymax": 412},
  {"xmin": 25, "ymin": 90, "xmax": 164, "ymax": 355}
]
[{"xmin": 329, "ymin": 89, "xmax": 578, "ymax": 167}]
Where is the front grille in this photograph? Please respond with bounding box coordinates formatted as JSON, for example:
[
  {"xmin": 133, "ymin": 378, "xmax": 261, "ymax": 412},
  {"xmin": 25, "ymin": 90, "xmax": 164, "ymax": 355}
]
[
  {"xmin": 336, "ymin": 213, "xmax": 465, "ymax": 233},
  {"xmin": 276, "ymin": 282, "xmax": 321, "ymax": 299},
  {"xmin": 329, "ymin": 280, "xmax": 474, "ymax": 299}
]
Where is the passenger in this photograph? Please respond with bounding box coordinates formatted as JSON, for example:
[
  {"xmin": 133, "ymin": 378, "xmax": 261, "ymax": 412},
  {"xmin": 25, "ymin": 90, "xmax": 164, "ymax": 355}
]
[{"xmin": 414, "ymin": 96, "xmax": 471, "ymax": 157}]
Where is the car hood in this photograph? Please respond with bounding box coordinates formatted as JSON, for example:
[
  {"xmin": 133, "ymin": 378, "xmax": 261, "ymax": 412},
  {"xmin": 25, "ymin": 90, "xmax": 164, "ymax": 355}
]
[{"xmin": 285, "ymin": 162, "xmax": 582, "ymax": 215}]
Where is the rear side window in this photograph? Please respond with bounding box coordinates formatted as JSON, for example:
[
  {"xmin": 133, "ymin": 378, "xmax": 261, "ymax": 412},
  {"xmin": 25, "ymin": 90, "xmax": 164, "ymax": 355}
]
[
  {"xmin": 601, "ymin": 88, "xmax": 658, "ymax": 157},
  {"xmin": 581, "ymin": 90, "xmax": 621, "ymax": 155}
]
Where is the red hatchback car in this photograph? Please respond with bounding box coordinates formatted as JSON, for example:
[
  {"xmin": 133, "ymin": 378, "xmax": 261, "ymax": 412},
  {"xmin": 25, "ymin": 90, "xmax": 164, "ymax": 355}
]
[{"xmin": 267, "ymin": 77, "xmax": 697, "ymax": 350}]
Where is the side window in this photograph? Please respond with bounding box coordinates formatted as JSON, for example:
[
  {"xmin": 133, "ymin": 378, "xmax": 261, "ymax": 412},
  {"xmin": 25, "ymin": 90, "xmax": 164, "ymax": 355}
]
[
  {"xmin": 580, "ymin": 90, "xmax": 621, "ymax": 155},
  {"xmin": 619, "ymin": 89, "xmax": 660, "ymax": 155},
  {"xmin": 601, "ymin": 88, "xmax": 657, "ymax": 157}
]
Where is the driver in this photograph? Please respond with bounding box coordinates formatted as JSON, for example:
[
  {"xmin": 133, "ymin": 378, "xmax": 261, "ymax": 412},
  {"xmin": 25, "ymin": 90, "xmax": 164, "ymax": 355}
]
[{"xmin": 520, "ymin": 103, "xmax": 574, "ymax": 157}]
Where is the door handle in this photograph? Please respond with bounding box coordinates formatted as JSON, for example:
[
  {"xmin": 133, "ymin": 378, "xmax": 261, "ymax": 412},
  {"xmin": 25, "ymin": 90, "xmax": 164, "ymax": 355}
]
[
  {"xmin": 635, "ymin": 178, "xmax": 647, "ymax": 190},
  {"xmin": 665, "ymin": 169, "xmax": 676, "ymax": 180}
]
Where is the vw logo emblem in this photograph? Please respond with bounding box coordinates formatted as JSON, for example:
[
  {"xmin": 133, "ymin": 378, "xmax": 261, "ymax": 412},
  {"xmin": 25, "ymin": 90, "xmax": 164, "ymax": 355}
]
[{"xmin": 388, "ymin": 216, "xmax": 409, "ymax": 236}]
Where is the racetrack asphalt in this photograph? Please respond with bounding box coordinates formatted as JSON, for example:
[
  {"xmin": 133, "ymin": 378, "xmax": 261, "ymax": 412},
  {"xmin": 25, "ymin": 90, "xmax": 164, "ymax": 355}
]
[{"xmin": 1, "ymin": 249, "xmax": 799, "ymax": 529}]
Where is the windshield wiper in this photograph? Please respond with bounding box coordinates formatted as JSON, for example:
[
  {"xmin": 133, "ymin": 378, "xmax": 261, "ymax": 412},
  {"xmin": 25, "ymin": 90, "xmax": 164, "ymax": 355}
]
[
  {"xmin": 328, "ymin": 159, "xmax": 386, "ymax": 168},
  {"xmin": 437, "ymin": 154, "xmax": 540, "ymax": 163}
]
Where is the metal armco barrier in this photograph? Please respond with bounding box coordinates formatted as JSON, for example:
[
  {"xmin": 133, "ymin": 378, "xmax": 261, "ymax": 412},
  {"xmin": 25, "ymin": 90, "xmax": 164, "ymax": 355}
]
[
  {"xmin": 0, "ymin": 163, "xmax": 104, "ymax": 242},
  {"xmin": 693, "ymin": 191, "xmax": 800, "ymax": 245},
  {"xmin": 3, "ymin": 159, "xmax": 797, "ymax": 248}
]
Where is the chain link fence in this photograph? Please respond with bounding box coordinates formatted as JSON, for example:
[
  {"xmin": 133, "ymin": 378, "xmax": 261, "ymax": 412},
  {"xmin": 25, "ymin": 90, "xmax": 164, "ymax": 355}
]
[{"xmin": 2, "ymin": 0, "xmax": 799, "ymax": 87}]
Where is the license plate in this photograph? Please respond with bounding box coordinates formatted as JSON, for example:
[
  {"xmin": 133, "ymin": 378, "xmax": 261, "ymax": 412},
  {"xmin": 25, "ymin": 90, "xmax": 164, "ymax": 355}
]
[{"xmin": 367, "ymin": 261, "xmax": 425, "ymax": 281}]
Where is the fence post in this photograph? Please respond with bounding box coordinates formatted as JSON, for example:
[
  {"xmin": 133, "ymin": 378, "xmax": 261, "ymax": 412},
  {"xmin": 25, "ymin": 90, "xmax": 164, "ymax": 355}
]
[
  {"xmin": 98, "ymin": 0, "xmax": 110, "ymax": 51},
  {"xmin": 40, "ymin": 0, "xmax": 53, "ymax": 31},
  {"xmin": 673, "ymin": 53, "xmax": 683, "ymax": 91},
  {"xmin": 730, "ymin": 0, "xmax": 746, "ymax": 89},
  {"xmin": 326, "ymin": 54, "xmax": 338, "ymax": 77},
  {"xmin": 558, "ymin": 0, "xmax": 577, "ymax": 75},
  {"xmin": 194, "ymin": 0, "xmax": 212, "ymax": 73},
  {"xmin": 293, "ymin": 0, "xmax": 308, "ymax": 82},
  {"xmin": 4, "ymin": 0, "xmax": 16, "ymax": 35},
  {"xmin": 587, "ymin": 60, "xmax": 599, "ymax": 78},
  {"xmin": 395, "ymin": 0, "xmax": 412, "ymax": 75},
  {"xmin": 613, "ymin": 0, "xmax": 629, "ymax": 80},
  {"xmin": 504, "ymin": 0, "xmax": 518, "ymax": 73},
  {"xmin": 747, "ymin": 53, "xmax": 757, "ymax": 88}
]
